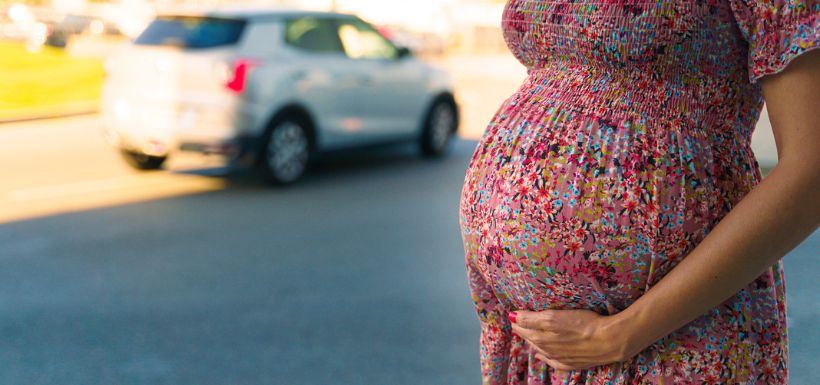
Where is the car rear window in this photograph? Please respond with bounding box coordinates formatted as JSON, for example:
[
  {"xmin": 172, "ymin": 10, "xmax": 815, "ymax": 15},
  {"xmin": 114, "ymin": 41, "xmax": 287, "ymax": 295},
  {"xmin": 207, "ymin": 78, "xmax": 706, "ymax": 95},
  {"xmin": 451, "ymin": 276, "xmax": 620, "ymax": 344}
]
[{"xmin": 134, "ymin": 16, "xmax": 246, "ymax": 49}]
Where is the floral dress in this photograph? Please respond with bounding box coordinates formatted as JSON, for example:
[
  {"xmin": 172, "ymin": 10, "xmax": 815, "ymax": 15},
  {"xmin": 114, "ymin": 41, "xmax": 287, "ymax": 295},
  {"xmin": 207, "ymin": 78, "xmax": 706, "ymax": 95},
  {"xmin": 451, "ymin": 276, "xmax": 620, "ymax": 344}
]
[{"xmin": 458, "ymin": 0, "xmax": 819, "ymax": 383}]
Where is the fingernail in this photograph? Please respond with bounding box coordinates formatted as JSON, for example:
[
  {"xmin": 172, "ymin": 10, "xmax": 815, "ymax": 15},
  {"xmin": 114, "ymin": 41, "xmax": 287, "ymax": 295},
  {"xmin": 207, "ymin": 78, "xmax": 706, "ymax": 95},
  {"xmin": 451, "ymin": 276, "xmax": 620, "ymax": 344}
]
[{"xmin": 508, "ymin": 311, "xmax": 517, "ymax": 323}]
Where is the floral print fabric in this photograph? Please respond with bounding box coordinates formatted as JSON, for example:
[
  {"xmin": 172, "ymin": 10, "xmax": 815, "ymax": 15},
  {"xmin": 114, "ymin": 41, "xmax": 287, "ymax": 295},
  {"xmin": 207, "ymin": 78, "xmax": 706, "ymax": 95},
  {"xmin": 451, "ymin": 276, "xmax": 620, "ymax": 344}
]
[{"xmin": 458, "ymin": 0, "xmax": 819, "ymax": 384}]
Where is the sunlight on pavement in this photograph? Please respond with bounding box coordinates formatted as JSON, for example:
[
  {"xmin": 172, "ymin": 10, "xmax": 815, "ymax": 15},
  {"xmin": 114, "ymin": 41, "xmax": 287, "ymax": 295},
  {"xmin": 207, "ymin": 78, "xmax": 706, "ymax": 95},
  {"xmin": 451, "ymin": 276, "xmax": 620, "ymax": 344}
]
[
  {"xmin": 1, "ymin": 173, "xmax": 227, "ymax": 224},
  {"xmin": 0, "ymin": 115, "xmax": 228, "ymax": 224}
]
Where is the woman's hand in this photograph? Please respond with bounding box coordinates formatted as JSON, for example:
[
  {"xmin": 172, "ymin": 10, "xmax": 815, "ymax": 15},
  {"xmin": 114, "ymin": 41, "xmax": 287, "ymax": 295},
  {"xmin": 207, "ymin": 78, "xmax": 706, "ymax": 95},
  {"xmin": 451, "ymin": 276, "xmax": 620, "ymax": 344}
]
[{"xmin": 508, "ymin": 309, "xmax": 636, "ymax": 371}]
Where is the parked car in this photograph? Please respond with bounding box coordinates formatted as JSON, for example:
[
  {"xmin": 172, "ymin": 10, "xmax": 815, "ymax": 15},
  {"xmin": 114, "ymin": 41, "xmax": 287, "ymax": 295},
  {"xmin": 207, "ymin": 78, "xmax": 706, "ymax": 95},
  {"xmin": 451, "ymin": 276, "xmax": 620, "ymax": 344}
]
[
  {"xmin": 101, "ymin": 7, "xmax": 460, "ymax": 185},
  {"xmin": 45, "ymin": 14, "xmax": 122, "ymax": 48}
]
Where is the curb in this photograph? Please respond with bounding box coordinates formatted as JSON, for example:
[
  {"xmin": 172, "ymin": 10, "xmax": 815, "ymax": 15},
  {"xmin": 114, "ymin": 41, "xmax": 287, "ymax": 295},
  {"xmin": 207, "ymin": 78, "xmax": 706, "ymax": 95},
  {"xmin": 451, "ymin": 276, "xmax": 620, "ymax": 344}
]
[
  {"xmin": 0, "ymin": 102, "xmax": 99, "ymax": 124},
  {"xmin": 0, "ymin": 109, "xmax": 98, "ymax": 124}
]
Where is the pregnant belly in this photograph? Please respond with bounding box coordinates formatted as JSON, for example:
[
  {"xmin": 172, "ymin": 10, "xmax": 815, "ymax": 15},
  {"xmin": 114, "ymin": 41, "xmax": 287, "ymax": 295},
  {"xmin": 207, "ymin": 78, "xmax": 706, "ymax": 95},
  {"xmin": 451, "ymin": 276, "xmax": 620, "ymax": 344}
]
[{"xmin": 459, "ymin": 92, "xmax": 729, "ymax": 314}]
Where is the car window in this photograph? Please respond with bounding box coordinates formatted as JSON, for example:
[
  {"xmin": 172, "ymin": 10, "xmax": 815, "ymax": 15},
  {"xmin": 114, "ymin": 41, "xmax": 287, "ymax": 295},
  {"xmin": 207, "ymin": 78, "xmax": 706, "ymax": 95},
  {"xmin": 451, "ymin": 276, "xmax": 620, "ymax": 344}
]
[
  {"xmin": 336, "ymin": 18, "xmax": 398, "ymax": 60},
  {"xmin": 284, "ymin": 17, "xmax": 344, "ymax": 53},
  {"xmin": 135, "ymin": 16, "xmax": 246, "ymax": 49}
]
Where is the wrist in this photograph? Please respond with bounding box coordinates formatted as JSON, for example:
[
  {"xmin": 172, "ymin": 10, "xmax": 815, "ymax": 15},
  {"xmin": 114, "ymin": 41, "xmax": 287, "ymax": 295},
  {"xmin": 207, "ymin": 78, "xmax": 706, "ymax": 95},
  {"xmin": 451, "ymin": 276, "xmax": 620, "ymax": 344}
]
[{"xmin": 600, "ymin": 308, "xmax": 648, "ymax": 362}]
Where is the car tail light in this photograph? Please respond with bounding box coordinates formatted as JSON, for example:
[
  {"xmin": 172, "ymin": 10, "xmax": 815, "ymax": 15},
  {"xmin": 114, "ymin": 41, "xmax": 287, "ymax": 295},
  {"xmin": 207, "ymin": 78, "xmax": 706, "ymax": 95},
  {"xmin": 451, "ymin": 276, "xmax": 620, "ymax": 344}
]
[{"xmin": 225, "ymin": 58, "xmax": 260, "ymax": 94}]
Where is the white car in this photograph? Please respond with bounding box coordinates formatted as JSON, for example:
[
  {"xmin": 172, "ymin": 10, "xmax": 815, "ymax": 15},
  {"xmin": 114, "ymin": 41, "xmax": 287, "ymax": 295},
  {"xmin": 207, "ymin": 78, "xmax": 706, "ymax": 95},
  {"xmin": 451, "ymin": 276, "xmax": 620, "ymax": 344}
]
[{"xmin": 101, "ymin": 7, "xmax": 459, "ymax": 184}]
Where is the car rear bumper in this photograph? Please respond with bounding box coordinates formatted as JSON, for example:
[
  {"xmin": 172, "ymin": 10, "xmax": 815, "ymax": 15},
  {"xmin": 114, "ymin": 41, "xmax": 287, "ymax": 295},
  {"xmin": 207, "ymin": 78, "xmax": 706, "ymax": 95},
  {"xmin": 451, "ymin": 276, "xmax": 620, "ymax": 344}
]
[
  {"xmin": 105, "ymin": 128, "xmax": 263, "ymax": 165},
  {"xmin": 101, "ymin": 95, "xmax": 261, "ymax": 162}
]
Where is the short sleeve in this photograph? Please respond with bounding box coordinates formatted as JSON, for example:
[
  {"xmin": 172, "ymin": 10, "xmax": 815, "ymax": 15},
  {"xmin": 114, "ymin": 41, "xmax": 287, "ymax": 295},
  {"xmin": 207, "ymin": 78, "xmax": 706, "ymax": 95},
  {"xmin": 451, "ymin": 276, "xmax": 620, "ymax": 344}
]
[{"xmin": 728, "ymin": 0, "xmax": 820, "ymax": 84}]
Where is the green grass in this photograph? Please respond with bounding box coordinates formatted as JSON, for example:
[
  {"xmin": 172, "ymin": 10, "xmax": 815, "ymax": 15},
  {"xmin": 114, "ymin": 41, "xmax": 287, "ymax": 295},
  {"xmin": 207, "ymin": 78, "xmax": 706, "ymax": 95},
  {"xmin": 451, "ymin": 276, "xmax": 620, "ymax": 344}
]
[{"xmin": 0, "ymin": 42, "xmax": 104, "ymax": 121}]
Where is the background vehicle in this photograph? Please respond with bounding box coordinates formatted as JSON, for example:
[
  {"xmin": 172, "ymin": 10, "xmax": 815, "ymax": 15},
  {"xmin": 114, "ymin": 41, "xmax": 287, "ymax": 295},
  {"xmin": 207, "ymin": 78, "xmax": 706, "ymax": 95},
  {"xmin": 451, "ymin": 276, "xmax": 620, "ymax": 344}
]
[
  {"xmin": 45, "ymin": 14, "xmax": 123, "ymax": 48},
  {"xmin": 101, "ymin": 7, "xmax": 459, "ymax": 185}
]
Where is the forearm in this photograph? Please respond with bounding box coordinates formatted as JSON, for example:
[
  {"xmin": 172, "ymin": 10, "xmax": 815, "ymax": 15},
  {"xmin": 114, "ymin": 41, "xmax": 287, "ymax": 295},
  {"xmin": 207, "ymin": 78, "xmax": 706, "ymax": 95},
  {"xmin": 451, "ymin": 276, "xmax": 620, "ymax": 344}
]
[{"xmin": 610, "ymin": 156, "xmax": 820, "ymax": 358}]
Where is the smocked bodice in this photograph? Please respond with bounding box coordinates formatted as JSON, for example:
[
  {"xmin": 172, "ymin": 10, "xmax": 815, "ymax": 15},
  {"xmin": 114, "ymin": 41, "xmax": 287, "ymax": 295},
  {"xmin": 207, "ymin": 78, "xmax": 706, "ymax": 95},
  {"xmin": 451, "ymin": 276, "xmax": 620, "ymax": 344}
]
[
  {"xmin": 501, "ymin": 0, "xmax": 768, "ymax": 139},
  {"xmin": 503, "ymin": 0, "xmax": 748, "ymax": 78}
]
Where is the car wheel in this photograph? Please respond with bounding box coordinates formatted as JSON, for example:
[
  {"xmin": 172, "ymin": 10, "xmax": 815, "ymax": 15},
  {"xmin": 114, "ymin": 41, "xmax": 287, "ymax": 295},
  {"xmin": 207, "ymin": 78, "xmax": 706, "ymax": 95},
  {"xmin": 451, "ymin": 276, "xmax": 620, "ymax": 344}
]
[
  {"xmin": 258, "ymin": 116, "xmax": 312, "ymax": 185},
  {"xmin": 420, "ymin": 99, "xmax": 457, "ymax": 157},
  {"xmin": 120, "ymin": 149, "xmax": 167, "ymax": 170}
]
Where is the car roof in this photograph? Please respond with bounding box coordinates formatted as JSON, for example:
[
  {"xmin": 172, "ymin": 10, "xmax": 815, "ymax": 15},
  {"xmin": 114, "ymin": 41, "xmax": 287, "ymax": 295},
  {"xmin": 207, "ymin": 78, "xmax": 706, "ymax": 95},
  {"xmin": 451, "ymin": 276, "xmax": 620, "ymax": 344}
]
[{"xmin": 155, "ymin": 5, "xmax": 359, "ymax": 21}]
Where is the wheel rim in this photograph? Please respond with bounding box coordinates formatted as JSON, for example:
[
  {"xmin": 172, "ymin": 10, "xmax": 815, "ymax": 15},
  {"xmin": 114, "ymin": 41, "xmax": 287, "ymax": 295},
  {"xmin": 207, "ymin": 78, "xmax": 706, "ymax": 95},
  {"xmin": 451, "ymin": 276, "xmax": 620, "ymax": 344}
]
[
  {"xmin": 267, "ymin": 121, "xmax": 309, "ymax": 182},
  {"xmin": 430, "ymin": 103, "xmax": 455, "ymax": 151}
]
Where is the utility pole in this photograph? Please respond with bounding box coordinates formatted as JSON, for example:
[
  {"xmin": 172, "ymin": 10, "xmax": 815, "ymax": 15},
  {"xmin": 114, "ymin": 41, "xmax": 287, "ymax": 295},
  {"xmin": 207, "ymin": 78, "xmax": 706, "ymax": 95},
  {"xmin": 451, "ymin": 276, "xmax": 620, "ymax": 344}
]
[{"xmin": 330, "ymin": 0, "xmax": 337, "ymax": 11}]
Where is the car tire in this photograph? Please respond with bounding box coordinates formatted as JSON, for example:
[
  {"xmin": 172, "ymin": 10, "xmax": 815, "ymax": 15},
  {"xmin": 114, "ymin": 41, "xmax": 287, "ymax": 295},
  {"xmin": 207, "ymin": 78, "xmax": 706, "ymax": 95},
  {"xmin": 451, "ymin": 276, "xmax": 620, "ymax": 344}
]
[
  {"xmin": 420, "ymin": 98, "xmax": 458, "ymax": 157},
  {"xmin": 258, "ymin": 115, "xmax": 312, "ymax": 185},
  {"xmin": 120, "ymin": 149, "xmax": 167, "ymax": 170}
]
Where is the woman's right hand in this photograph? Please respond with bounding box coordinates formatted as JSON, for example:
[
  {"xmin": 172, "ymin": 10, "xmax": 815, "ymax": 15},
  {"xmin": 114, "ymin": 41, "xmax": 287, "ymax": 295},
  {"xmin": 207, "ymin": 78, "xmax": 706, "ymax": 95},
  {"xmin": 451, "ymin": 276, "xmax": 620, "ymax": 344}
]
[{"xmin": 509, "ymin": 309, "xmax": 636, "ymax": 371}]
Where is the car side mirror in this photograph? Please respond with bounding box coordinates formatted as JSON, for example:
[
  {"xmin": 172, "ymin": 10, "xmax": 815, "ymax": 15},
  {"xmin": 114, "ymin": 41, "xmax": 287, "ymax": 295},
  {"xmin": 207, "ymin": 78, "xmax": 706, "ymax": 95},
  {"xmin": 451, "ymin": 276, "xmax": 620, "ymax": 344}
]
[{"xmin": 396, "ymin": 46, "xmax": 412, "ymax": 60}]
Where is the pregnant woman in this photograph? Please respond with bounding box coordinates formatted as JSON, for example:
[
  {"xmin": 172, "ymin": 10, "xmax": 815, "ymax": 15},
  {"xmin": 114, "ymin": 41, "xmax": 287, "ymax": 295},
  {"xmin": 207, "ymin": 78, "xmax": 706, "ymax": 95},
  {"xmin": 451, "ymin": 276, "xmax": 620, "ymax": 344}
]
[{"xmin": 458, "ymin": 0, "xmax": 819, "ymax": 383}]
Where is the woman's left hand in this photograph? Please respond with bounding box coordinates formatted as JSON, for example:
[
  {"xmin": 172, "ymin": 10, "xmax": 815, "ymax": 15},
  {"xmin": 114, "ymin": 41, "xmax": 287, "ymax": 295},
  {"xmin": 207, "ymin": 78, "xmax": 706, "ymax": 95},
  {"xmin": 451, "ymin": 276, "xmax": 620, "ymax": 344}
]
[{"xmin": 508, "ymin": 309, "xmax": 634, "ymax": 371}]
